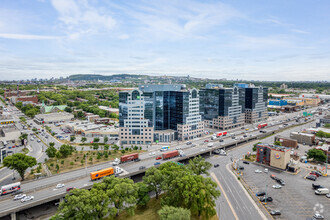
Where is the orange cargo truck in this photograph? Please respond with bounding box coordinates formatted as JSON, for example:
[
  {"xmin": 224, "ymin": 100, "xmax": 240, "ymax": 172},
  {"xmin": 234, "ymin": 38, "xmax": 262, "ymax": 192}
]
[{"xmin": 90, "ymin": 167, "xmax": 114, "ymax": 181}]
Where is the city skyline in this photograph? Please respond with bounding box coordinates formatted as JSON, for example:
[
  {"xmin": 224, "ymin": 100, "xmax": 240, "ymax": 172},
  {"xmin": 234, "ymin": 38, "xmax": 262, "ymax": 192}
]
[{"xmin": 1, "ymin": 0, "xmax": 330, "ymax": 81}]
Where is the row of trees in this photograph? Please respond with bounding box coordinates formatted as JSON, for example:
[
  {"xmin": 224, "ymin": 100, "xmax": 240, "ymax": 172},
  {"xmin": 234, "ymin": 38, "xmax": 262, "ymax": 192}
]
[
  {"xmin": 46, "ymin": 144, "xmax": 76, "ymax": 159},
  {"xmin": 15, "ymin": 102, "xmax": 40, "ymax": 118},
  {"xmin": 52, "ymin": 156, "xmax": 220, "ymax": 219}
]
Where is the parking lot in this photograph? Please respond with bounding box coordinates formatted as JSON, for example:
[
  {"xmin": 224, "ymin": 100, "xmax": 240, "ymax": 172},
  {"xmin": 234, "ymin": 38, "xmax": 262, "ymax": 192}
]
[{"xmin": 239, "ymin": 162, "xmax": 330, "ymax": 220}]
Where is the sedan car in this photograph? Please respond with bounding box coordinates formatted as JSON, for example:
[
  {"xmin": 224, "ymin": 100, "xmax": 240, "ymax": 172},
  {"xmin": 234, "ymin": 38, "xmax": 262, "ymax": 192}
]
[
  {"xmin": 214, "ymin": 164, "xmax": 219, "ymax": 168},
  {"xmin": 270, "ymin": 210, "xmax": 281, "ymax": 216},
  {"xmin": 14, "ymin": 194, "xmax": 26, "ymax": 201},
  {"xmin": 21, "ymin": 196, "xmax": 34, "ymax": 203},
  {"xmin": 264, "ymin": 168, "xmax": 269, "ymax": 173},
  {"xmin": 219, "ymin": 139, "xmax": 224, "ymax": 142},
  {"xmin": 260, "ymin": 196, "xmax": 273, "ymax": 202},
  {"xmin": 256, "ymin": 191, "xmax": 266, "ymax": 197},
  {"xmin": 156, "ymin": 156, "xmax": 162, "ymax": 160},
  {"xmin": 204, "ymin": 140, "xmax": 209, "ymax": 143},
  {"xmin": 66, "ymin": 187, "xmax": 76, "ymax": 192},
  {"xmin": 186, "ymin": 141, "xmax": 192, "ymax": 145},
  {"xmin": 272, "ymin": 184, "xmax": 282, "ymax": 189},
  {"xmin": 313, "ymin": 213, "xmax": 324, "ymax": 219},
  {"xmin": 56, "ymin": 183, "xmax": 65, "ymax": 189},
  {"xmin": 139, "ymin": 166, "xmax": 146, "ymax": 170},
  {"xmin": 243, "ymin": 161, "xmax": 250, "ymax": 164},
  {"xmin": 154, "ymin": 162, "xmax": 161, "ymax": 166},
  {"xmin": 306, "ymin": 175, "xmax": 317, "ymax": 181},
  {"xmin": 255, "ymin": 169, "xmax": 262, "ymax": 173}
]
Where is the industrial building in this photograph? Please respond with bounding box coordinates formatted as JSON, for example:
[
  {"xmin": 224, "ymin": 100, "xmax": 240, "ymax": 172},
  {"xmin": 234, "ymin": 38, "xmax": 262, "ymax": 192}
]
[
  {"xmin": 290, "ymin": 132, "xmax": 315, "ymax": 145},
  {"xmin": 256, "ymin": 144, "xmax": 291, "ymax": 170},
  {"xmin": 34, "ymin": 112, "xmax": 74, "ymax": 124}
]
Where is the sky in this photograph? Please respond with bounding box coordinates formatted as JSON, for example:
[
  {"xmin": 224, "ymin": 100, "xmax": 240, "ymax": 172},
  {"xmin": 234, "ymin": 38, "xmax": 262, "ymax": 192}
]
[{"xmin": 0, "ymin": 0, "xmax": 330, "ymax": 81}]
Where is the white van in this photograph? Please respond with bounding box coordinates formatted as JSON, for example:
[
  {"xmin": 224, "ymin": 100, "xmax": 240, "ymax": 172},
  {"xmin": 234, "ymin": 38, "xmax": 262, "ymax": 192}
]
[{"xmin": 315, "ymin": 188, "xmax": 329, "ymax": 195}]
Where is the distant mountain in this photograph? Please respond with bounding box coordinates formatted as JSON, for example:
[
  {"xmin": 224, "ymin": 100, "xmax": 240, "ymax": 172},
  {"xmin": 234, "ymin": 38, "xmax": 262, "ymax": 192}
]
[{"xmin": 67, "ymin": 74, "xmax": 148, "ymax": 81}]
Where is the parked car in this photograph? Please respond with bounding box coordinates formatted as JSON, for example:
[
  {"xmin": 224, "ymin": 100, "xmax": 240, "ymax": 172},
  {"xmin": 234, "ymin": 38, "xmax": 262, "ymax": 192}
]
[
  {"xmin": 270, "ymin": 210, "xmax": 281, "ymax": 216},
  {"xmin": 154, "ymin": 162, "xmax": 161, "ymax": 166},
  {"xmin": 139, "ymin": 166, "xmax": 146, "ymax": 170},
  {"xmin": 311, "ymin": 171, "xmax": 322, "ymax": 177},
  {"xmin": 214, "ymin": 164, "xmax": 219, "ymax": 168},
  {"xmin": 313, "ymin": 213, "xmax": 324, "ymax": 219},
  {"xmin": 14, "ymin": 194, "xmax": 26, "ymax": 201},
  {"xmin": 255, "ymin": 169, "xmax": 262, "ymax": 173},
  {"xmin": 204, "ymin": 140, "xmax": 209, "ymax": 143},
  {"xmin": 21, "ymin": 196, "xmax": 34, "ymax": 203},
  {"xmin": 276, "ymin": 179, "xmax": 285, "ymax": 185},
  {"xmin": 260, "ymin": 196, "xmax": 273, "ymax": 202},
  {"xmin": 306, "ymin": 175, "xmax": 317, "ymax": 181},
  {"xmin": 256, "ymin": 191, "xmax": 266, "ymax": 197},
  {"xmin": 313, "ymin": 184, "xmax": 324, "ymax": 190},
  {"xmin": 56, "ymin": 183, "xmax": 65, "ymax": 189},
  {"xmin": 238, "ymin": 166, "xmax": 244, "ymax": 170},
  {"xmin": 186, "ymin": 141, "xmax": 192, "ymax": 145},
  {"xmin": 243, "ymin": 161, "xmax": 249, "ymax": 164},
  {"xmin": 272, "ymin": 184, "xmax": 282, "ymax": 189}
]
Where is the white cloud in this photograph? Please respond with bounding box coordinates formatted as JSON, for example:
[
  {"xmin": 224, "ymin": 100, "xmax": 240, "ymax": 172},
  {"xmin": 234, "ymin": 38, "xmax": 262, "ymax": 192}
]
[
  {"xmin": 118, "ymin": 34, "xmax": 129, "ymax": 40},
  {"xmin": 0, "ymin": 33, "xmax": 61, "ymax": 40},
  {"xmin": 291, "ymin": 29, "xmax": 309, "ymax": 34},
  {"xmin": 50, "ymin": 0, "xmax": 115, "ymax": 38}
]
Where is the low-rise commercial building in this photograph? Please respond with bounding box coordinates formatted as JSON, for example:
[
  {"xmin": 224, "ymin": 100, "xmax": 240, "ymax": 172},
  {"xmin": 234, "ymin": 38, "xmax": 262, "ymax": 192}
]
[
  {"xmin": 10, "ymin": 96, "xmax": 38, "ymax": 105},
  {"xmin": 34, "ymin": 112, "xmax": 74, "ymax": 124},
  {"xmin": 0, "ymin": 125, "xmax": 21, "ymax": 146},
  {"xmin": 256, "ymin": 144, "xmax": 291, "ymax": 170},
  {"xmin": 274, "ymin": 135, "xmax": 298, "ymax": 148},
  {"xmin": 290, "ymin": 132, "xmax": 315, "ymax": 145}
]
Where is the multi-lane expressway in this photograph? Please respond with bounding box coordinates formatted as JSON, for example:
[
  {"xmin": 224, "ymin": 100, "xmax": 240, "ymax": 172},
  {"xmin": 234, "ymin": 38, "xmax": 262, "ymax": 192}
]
[{"xmin": 0, "ymin": 113, "xmax": 316, "ymax": 219}]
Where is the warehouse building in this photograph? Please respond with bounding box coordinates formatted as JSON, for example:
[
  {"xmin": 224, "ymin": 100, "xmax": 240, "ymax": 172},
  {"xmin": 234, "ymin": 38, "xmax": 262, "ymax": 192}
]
[{"xmin": 34, "ymin": 112, "xmax": 74, "ymax": 124}]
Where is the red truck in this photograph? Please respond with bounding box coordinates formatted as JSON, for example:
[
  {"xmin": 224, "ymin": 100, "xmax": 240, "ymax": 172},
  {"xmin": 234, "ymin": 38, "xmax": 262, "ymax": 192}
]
[
  {"xmin": 216, "ymin": 131, "xmax": 227, "ymax": 137},
  {"xmin": 258, "ymin": 123, "xmax": 267, "ymax": 129},
  {"xmin": 120, "ymin": 153, "xmax": 139, "ymax": 163},
  {"xmin": 162, "ymin": 150, "xmax": 179, "ymax": 160}
]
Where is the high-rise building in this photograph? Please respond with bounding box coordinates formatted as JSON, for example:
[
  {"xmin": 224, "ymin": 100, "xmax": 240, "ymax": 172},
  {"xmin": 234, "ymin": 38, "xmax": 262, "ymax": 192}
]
[
  {"xmin": 244, "ymin": 86, "xmax": 268, "ymax": 124},
  {"xmin": 119, "ymin": 85, "xmax": 204, "ymax": 145},
  {"xmin": 119, "ymin": 90, "xmax": 154, "ymax": 145},
  {"xmin": 200, "ymin": 84, "xmax": 245, "ymax": 130}
]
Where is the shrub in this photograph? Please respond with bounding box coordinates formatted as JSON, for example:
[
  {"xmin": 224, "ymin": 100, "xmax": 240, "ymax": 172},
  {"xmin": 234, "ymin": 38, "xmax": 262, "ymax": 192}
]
[
  {"xmin": 121, "ymin": 150, "xmax": 125, "ymax": 154},
  {"xmin": 61, "ymin": 160, "xmax": 64, "ymax": 165},
  {"xmin": 50, "ymin": 163, "xmax": 54, "ymax": 167},
  {"xmin": 70, "ymin": 162, "xmax": 74, "ymax": 166}
]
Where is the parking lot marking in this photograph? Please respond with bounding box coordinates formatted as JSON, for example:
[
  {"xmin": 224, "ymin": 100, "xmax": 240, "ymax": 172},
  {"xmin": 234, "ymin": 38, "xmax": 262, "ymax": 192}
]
[{"xmin": 210, "ymin": 172, "xmax": 239, "ymax": 220}]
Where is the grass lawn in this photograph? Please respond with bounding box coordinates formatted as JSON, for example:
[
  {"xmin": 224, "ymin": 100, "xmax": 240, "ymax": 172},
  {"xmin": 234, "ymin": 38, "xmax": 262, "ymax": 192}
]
[
  {"xmin": 21, "ymin": 148, "xmax": 29, "ymax": 154},
  {"xmin": 45, "ymin": 149, "xmax": 145, "ymax": 174},
  {"xmin": 115, "ymin": 197, "xmax": 218, "ymax": 220}
]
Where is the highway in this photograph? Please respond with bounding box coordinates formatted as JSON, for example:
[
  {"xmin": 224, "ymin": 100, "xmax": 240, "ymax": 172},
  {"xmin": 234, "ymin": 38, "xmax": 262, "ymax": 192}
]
[{"xmin": 0, "ymin": 112, "xmax": 317, "ymax": 218}]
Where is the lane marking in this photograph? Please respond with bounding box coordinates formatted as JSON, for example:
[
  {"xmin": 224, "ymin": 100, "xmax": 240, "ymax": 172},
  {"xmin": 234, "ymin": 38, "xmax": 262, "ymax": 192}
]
[
  {"xmin": 225, "ymin": 164, "xmax": 268, "ymax": 220},
  {"xmin": 210, "ymin": 172, "xmax": 239, "ymax": 220},
  {"xmin": 0, "ymin": 173, "xmax": 12, "ymax": 182}
]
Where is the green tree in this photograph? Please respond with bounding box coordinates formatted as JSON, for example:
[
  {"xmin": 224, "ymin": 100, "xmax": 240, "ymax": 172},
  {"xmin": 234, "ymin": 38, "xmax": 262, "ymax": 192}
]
[
  {"xmin": 136, "ymin": 182, "xmax": 150, "ymax": 207},
  {"xmin": 104, "ymin": 136, "xmax": 108, "ymax": 143},
  {"xmin": 32, "ymin": 128, "xmax": 37, "ymax": 132},
  {"xmin": 94, "ymin": 176, "xmax": 138, "ymax": 216},
  {"xmin": 19, "ymin": 133, "xmax": 28, "ymax": 142},
  {"xmin": 81, "ymin": 137, "xmax": 87, "ymax": 143},
  {"xmin": 187, "ymin": 155, "xmax": 212, "ymax": 176},
  {"xmin": 93, "ymin": 137, "xmax": 100, "ymax": 143},
  {"xmin": 316, "ymin": 131, "xmax": 330, "ymax": 139},
  {"xmin": 158, "ymin": 206, "xmax": 191, "ymax": 220},
  {"xmin": 324, "ymin": 123, "xmax": 330, "ymax": 128},
  {"xmin": 59, "ymin": 144, "xmax": 75, "ymax": 158},
  {"xmin": 3, "ymin": 153, "xmax": 37, "ymax": 181},
  {"xmin": 307, "ymin": 149, "xmax": 327, "ymax": 162},
  {"xmin": 51, "ymin": 188, "xmax": 114, "ymax": 220},
  {"xmin": 274, "ymin": 141, "xmax": 282, "ymax": 146},
  {"xmin": 163, "ymin": 174, "xmax": 220, "ymax": 218},
  {"xmin": 143, "ymin": 167, "xmax": 164, "ymax": 200},
  {"xmin": 104, "ymin": 144, "xmax": 109, "ymax": 151},
  {"xmin": 46, "ymin": 146, "xmax": 57, "ymax": 158},
  {"xmin": 64, "ymin": 107, "xmax": 72, "ymax": 113},
  {"xmin": 70, "ymin": 136, "xmax": 76, "ymax": 142},
  {"xmin": 49, "ymin": 142, "xmax": 55, "ymax": 147},
  {"xmin": 253, "ymin": 142, "xmax": 262, "ymax": 152}
]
